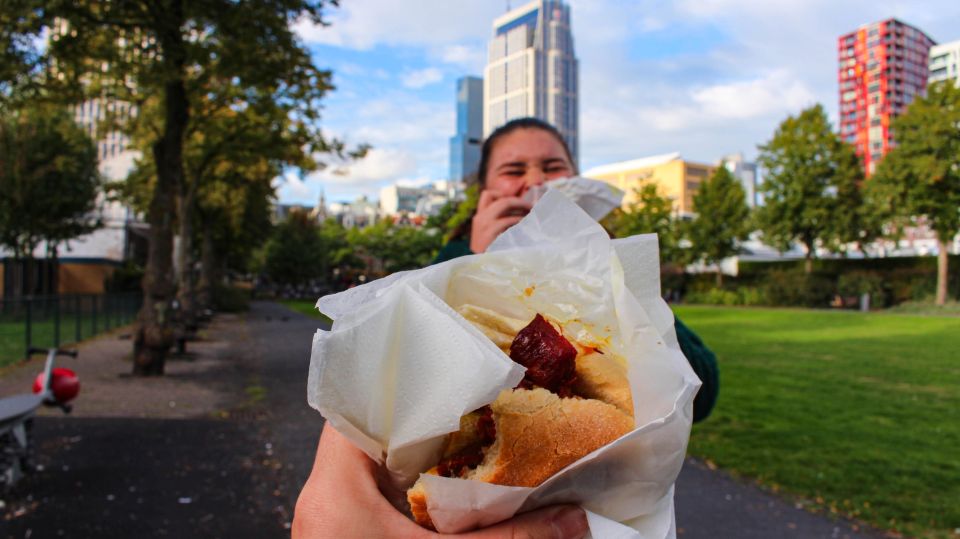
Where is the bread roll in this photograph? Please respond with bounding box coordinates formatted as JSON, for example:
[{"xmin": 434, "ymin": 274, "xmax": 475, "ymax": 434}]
[{"xmin": 407, "ymin": 306, "xmax": 634, "ymax": 529}]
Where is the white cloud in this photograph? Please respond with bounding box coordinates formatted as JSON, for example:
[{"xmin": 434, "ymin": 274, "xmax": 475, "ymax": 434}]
[
  {"xmin": 311, "ymin": 147, "xmax": 417, "ymax": 186},
  {"xmin": 281, "ymin": 170, "xmax": 312, "ymax": 199},
  {"xmin": 294, "ymin": 1, "xmax": 501, "ymax": 50},
  {"xmin": 438, "ymin": 44, "xmax": 486, "ymax": 72},
  {"xmin": 691, "ymin": 70, "xmax": 816, "ymax": 120},
  {"xmin": 282, "ymin": 0, "xmax": 960, "ymax": 204},
  {"xmin": 401, "ymin": 67, "xmax": 443, "ymax": 89}
]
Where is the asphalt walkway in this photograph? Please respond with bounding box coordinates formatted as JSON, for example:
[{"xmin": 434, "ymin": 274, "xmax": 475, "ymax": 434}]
[{"xmin": 0, "ymin": 301, "xmax": 889, "ymax": 538}]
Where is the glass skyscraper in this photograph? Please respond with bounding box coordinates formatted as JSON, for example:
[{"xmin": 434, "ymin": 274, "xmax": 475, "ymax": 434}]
[
  {"xmin": 484, "ymin": 0, "xmax": 579, "ymax": 164},
  {"xmin": 449, "ymin": 76, "xmax": 484, "ymax": 181}
]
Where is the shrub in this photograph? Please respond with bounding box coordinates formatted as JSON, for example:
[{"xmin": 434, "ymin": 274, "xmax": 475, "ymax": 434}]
[
  {"xmin": 837, "ymin": 271, "xmax": 888, "ymax": 307},
  {"xmin": 761, "ymin": 270, "xmax": 835, "ymax": 308}
]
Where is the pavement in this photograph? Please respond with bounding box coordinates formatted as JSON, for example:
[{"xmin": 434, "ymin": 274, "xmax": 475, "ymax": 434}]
[{"xmin": 0, "ymin": 301, "xmax": 893, "ymax": 538}]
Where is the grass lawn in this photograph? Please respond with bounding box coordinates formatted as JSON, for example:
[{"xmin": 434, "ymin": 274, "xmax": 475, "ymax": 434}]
[
  {"xmin": 278, "ymin": 299, "xmax": 332, "ymax": 325},
  {"xmin": 674, "ymin": 305, "xmax": 960, "ymax": 539}
]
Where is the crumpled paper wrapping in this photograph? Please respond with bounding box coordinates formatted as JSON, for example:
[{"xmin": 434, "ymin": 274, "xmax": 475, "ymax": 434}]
[{"xmin": 308, "ymin": 187, "xmax": 700, "ymax": 538}]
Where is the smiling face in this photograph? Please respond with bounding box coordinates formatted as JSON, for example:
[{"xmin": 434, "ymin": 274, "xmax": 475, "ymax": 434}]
[{"xmin": 483, "ymin": 128, "xmax": 575, "ymax": 198}]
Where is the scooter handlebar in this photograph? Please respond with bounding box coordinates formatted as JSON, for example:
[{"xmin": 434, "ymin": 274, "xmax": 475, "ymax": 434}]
[{"xmin": 26, "ymin": 347, "xmax": 78, "ymax": 358}]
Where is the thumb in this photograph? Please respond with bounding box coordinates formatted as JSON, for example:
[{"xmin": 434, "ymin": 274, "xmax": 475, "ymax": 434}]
[{"xmin": 458, "ymin": 505, "xmax": 588, "ymax": 539}]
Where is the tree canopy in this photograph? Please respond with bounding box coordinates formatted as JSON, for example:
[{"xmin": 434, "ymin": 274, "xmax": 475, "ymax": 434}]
[
  {"xmin": 1, "ymin": 0, "xmax": 344, "ymax": 374},
  {"xmin": 755, "ymin": 104, "xmax": 865, "ymax": 272},
  {"xmin": 684, "ymin": 165, "xmax": 750, "ymax": 285},
  {"xmin": 602, "ymin": 183, "xmax": 680, "ymax": 264},
  {"xmin": 868, "ymin": 81, "xmax": 960, "ymax": 305},
  {"xmin": 0, "ymin": 103, "xmax": 100, "ymax": 259}
]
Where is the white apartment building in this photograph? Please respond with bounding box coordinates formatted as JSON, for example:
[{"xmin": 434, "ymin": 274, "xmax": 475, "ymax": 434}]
[
  {"xmin": 379, "ymin": 181, "xmax": 465, "ymax": 218},
  {"xmin": 929, "ymin": 39, "xmax": 960, "ymax": 86},
  {"xmin": 484, "ymin": 0, "xmax": 578, "ymax": 163}
]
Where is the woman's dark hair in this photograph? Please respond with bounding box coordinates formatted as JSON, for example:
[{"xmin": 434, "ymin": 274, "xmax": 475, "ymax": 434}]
[
  {"xmin": 450, "ymin": 117, "xmax": 576, "ymax": 242},
  {"xmin": 474, "ymin": 117, "xmax": 576, "ymax": 188}
]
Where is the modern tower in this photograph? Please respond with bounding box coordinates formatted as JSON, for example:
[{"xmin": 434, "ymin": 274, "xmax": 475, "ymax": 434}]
[
  {"xmin": 449, "ymin": 76, "xmax": 484, "ymax": 182},
  {"xmin": 484, "ymin": 0, "xmax": 578, "ymax": 164},
  {"xmin": 929, "ymin": 39, "xmax": 960, "ymax": 86},
  {"xmin": 838, "ymin": 19, "xmax": 936, "ymax": 175}
]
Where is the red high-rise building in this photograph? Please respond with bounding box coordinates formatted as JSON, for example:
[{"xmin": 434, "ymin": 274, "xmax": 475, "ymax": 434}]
[{"xmin": 838, "ymin": 19, "xmax": 936, "ymax": 175}]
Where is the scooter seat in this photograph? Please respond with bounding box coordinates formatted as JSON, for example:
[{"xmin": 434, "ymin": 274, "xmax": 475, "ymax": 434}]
[{"xmin": 0, "ymin": 394, "xmax": 45, "ymax": 431}]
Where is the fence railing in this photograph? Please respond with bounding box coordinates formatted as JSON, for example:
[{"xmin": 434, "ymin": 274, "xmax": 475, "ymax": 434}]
[{"xmin": 0, "ymin": 292, "xmax": 142, "ymax": 367}]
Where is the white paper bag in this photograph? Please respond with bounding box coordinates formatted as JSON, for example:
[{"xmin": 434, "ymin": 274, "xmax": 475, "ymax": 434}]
[{"xmin": 308, "ymin": 189, "xmax": 700, "ymax": 538}]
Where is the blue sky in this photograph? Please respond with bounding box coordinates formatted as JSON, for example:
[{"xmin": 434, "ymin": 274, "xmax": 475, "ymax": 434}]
[{"xmin": 278, "ymin": 0, "xmax": 960, "ymax": 205}]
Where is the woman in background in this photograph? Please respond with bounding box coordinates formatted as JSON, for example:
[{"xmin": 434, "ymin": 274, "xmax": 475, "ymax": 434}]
[{"xmin": 435, "ymin": 117, "xmax": 718, "ymax": 423}]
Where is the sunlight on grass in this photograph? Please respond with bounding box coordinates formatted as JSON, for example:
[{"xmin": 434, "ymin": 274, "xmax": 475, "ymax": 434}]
[{"xmin": 675, "ymin": 305, "xmax": 960, "ymax": 539}]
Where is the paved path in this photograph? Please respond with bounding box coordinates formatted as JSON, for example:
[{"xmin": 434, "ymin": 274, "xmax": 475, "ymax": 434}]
[{"xmin": 0, "ymin": 301, "xmax": 890, "ymax": 538}]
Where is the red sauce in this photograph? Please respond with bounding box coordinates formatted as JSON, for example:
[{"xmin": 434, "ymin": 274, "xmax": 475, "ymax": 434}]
[
  {"xmin": 510, "ymin": 314, "xmax": 578, "ymax": 395},
  {"xmin": 436, "ymin": 406, "xmax": 496, "ymax": 478}
]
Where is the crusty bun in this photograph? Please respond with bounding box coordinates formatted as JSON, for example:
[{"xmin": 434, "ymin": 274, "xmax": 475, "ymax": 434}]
[
  {"xmin": 407, "ymin": 306, "xmax": 635, "ymax": 529},
  {"xmin": 470, "ymin": 387, "xmax": 633, "ymax": 487}
]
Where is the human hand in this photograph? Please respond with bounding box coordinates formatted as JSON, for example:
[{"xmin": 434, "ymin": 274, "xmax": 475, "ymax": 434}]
[
  {"xmin": 293, "ymin": 424, "xmax": 588, "ymax": 539},
  {"xmin": 469, "ymin": 189, "xmax": 533, "ymax": 254}
]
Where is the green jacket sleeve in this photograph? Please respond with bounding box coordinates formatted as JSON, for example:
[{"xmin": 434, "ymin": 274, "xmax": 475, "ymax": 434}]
[
  {"xmin": 432, "ymin": 238, "xmax": 473, "ymax": 264},
  {"xmin": 674, "ymin": 316, "xmax": 719, "ymax": 423},
  {"xmin": 431, "ymin": 239, "xmax": 719, "ymax": 422}
]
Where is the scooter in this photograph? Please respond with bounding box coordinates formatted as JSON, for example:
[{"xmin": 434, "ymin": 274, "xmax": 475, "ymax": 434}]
[{"xmin": 0, "ymin": 347, "xmax": 80, "ymax": 490}]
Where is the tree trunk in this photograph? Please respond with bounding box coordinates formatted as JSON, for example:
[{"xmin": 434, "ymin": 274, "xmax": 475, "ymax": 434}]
[
  {"xmin": 715, "ymin": 268, "xmax": 723, "ymax": 288},
  {"xmin": 936, "ymin": 237, "xmax": 949, "ymax": 306},
  {"xmin": 804, "ymin": 254, "xmax": 813, "ymax": 274},
  {"xmin": 133, "ymin": 16, "xmax": 188, "ymax": 376},
  {"xmin": 175, "ymin": 186, "xmax": 197, "ymax": 330},
  {"xmin": 196, "ymin": 225, "xmax": 215, "ymax": 311}
]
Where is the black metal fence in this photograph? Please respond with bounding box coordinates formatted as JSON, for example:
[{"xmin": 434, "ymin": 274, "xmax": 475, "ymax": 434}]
[{"xmin": 0, "ymin": 292, "xmax": 141, "ymax": 367}]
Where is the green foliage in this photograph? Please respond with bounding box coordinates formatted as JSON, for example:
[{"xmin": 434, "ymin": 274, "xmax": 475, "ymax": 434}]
[
  {"xmin": 684, "ymin": 165, "xmax": 751, "ymax": 278},
  {"xmin": 104, "ymin": 262, "xmax": 145, "ymax": 292},
  {"xmin": 264, "ymin": 211, "xmax": 327, "ymax": 286},
  {"xmin": 677, "ymin": 305, "xmax": 960, "ymax": 539},
  {"xmin": 836, "ymin": 271, "xmax": 885, "ymax": 299},
  {"xmin": 760, "ymin": 269, "xmax": 835, "ymax": 307},
  {"xmin": 444, "ymin": 184, "xmax": 479, "ymax": 240},
  {"xmin": 684, "ymin": 287, "xmax": 766, "ymax": 306},
  {"xmin": 603, "ymin": 183, "xmax": 680, "ymax": 264},
  {"xmin": 870, "ymin": 81, "xmax": 960, "ymax": 243},
  {"xmin": 0, "ymin": 103, "xmax": 101, "ymax": 258},
  {"xmin": 756, "ymin": 104, "xmax": 867, "ymax": 266},
  {"xmin": 348, "ymin": 219, "xmax": 444, "ymax": 274},
  {"xmin": 868, "ymin": 81, "xmax": 960, "ymax": 305}
]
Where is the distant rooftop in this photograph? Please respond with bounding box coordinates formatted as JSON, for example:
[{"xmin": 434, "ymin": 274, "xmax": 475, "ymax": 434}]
[{"xmin": 582, "ymin": 152, "xmax": 682, "ymax": 177}]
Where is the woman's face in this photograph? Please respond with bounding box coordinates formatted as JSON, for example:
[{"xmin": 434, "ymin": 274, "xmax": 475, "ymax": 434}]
[{"xmin": 483, "ymin": 128, "xmax": 574, "ymax": 198}]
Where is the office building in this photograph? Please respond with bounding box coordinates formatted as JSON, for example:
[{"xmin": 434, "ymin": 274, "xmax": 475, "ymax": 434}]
[
  {"xmin": 720, "ymin": 153, "xmax": 759, "ymax": 208},
  {"xmin": 838, "ymin": 19, "xmax": 936, "ymax": 175},
  {"xmin": 929, "ymin": 39, "xmax": 960, "ymax": 86},
  {"xmin": 583, "ymin": 153, "xmax": 715, "ymax": 217},
  {"xmin": 449, "ymin": 76, "xmax": 484, "ymax": 182},
  {"xmin": 484, "ymin": 0, "xmax": 578, "ymax": 163}
]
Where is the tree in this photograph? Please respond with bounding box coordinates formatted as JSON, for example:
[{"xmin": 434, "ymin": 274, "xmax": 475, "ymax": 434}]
[
  {"xmin": 868, "ymin": 81, "xmax": 960, "ymax": 305},
  {"xmin": 684, "ymin": 165, "xmax": 750, "ymax": 286},
  {"xmin": 264, "ymin": 211, "xmax": 326, "ymax": 287},
  {"xmin": 602, "ymin": 183, "xmax": 680, "ymax": 264},
  {"xmin": 348, "ymin": 220, "xmax": 443, "ymax": 275},
  {"xmin": 3, "ymin": 0, "xmax": 341, "ymax": 374},
  {"xmin": 755, "ymin": 104, "xmax": 865, "ymax": 272},
  {"xmin": 0, "ymin": 103, "xmax": 100, "ymax": 295}
]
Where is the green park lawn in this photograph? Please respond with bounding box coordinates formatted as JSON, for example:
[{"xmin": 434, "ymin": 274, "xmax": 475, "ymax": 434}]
[
  {"xmin": 674, "ymin": 305, "xmax": 959, "ymax": 539},
  {"xmin": 278, "ymin": 299, "xmax": 332, "ymax": 324}
]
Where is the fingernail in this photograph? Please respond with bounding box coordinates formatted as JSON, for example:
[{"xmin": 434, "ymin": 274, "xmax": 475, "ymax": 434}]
[{"xmin": 550, "ymin": 506, "xmax": 588, "ymax": 539}]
